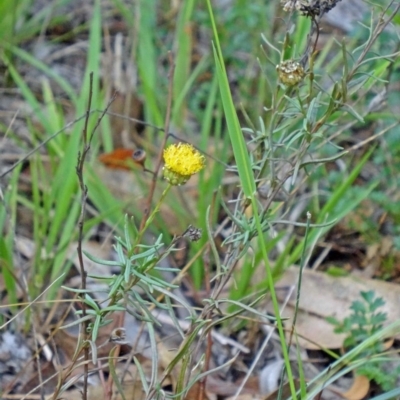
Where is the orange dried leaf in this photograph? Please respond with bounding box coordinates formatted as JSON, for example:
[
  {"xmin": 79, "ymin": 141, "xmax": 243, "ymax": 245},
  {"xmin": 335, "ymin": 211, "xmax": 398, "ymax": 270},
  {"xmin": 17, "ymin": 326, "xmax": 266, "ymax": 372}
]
[
  {"xmin": 99, "ymin": 148, "xmax": 135, "ymax": 170},
  {"xmin": 342, "ymin": 375, "xmax": 370, "ymax": 400}
]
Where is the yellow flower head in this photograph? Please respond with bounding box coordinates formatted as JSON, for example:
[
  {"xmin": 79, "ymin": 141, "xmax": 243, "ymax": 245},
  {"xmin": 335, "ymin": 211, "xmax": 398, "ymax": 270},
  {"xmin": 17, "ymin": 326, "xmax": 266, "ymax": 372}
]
[{"xmin": 163, "ymin": 143, "xmax": 205, "ymax": 185}]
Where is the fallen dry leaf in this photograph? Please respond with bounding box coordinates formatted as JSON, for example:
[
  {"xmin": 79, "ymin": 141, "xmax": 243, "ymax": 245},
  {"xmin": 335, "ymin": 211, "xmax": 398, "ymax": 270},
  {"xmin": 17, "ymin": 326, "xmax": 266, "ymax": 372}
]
[
  {"xmin": 275, "ymin": 267, "xmax": 400, "ymax": 349},
  {"xmin": 342, "ymin": 375, "xmax": 370, "ymax": 400}
]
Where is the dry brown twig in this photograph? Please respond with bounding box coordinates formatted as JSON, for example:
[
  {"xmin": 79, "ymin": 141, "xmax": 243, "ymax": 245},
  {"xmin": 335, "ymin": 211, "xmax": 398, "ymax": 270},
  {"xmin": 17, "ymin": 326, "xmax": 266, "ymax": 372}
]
[{"xmin": 49, "ymin": 73, "xmax": 117, "ymax": 400}]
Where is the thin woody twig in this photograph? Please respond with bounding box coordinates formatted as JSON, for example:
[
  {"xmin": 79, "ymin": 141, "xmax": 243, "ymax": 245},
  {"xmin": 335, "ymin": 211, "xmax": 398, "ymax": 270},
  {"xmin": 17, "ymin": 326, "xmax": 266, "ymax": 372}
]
[
  {"xmin": 197, "ymin": 238, "xmax": 213, "ymax": 400},
  {"xmin": 75, "ymin": 72, "xmax": 94, "ymax": 400},
  {"xmin": 74, "ymin": 73, "xmax": 116, "ymax": 400}
]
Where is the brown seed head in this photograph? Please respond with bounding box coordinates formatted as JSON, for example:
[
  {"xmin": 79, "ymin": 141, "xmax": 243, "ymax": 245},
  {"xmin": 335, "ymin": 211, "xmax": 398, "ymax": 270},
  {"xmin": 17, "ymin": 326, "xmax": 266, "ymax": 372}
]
[{"xmin": 276, "ymin": 60, "xmax": 305, "ymax": 86}]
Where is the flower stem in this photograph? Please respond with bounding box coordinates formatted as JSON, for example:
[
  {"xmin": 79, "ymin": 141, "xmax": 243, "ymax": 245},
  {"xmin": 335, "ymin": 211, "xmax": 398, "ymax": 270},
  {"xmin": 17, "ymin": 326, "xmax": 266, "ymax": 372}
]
[{"xmin": 132, "ymin": 183, "xmax": 172, "ymax": 250}]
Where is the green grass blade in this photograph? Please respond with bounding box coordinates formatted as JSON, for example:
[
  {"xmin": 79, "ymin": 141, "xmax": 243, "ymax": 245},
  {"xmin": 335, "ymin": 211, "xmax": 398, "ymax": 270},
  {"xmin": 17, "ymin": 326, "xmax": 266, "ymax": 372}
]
[
  {"xmin": 0, "ymin": 166, "xmax": 21, "ymax": 309},
  {"xmin": 5, "ymin": 43, "xmax": 77, "ymax": 103},
  {"xmin": 206, "ymin": 2, "xmax": 297, "ymax": 398},
  {"xmin": 172, "ymin": 0, "xmax": 195, "ymax": 127},
  {"xmin": 211, "ymin": 45, "xmax": 255, "ymax": 198},
  {"xmin": 206, "ymin": 1, "xmax": 256, "ymax": 197},
  {"xmin": 137, "ymin": 0, "xmax": 163, "ymax": 126}
]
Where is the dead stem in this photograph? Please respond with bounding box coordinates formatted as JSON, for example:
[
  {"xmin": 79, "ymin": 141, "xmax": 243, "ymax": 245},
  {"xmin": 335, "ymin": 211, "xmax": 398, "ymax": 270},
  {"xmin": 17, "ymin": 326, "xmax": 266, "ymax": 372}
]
[{"xmin": 74, "ymin": 73, "xmax": 116, "ymax": 400}]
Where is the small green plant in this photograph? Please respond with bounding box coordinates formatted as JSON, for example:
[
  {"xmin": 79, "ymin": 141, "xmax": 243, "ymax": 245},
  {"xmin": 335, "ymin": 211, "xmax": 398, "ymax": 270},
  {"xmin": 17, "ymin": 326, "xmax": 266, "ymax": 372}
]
[{"xmin": 328, "ymin": 290, "xmax": 400, "ymax": 391}]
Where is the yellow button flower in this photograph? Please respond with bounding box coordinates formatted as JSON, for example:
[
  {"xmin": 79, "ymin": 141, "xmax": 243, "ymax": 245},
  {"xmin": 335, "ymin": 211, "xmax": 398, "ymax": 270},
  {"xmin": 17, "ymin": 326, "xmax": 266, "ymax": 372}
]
[{"xmin": 163, "ymin": 143, "xmax": 205, "ymax": 185}]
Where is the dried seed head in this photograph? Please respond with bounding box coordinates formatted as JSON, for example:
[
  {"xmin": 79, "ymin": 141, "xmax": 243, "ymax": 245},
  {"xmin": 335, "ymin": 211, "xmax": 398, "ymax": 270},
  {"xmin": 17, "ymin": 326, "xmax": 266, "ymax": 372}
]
[
  {"xmin": 276, "ymin": 60, "xmax": 305, "ymax": 86},
  {"xmin": 132, "ymin": 149, "xmax": 146, "ymax": 166},
  {"xmin": 281, "ymin": 0, "xmax": 342, "ymax": 17},
  {"xmin": 183, "ymin": 225, "xmax": 202, "ymax": 242},
  {"xmin": 297, "ymin": 1, "xmax": 321, "ymax": 17},
  {"xmin": 109, "ymin": 327, "xmax": 127, "ymax": 344},
  {"xmin": 281, "ymin": 0, "xmax": 298, "ymax": 12}
]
